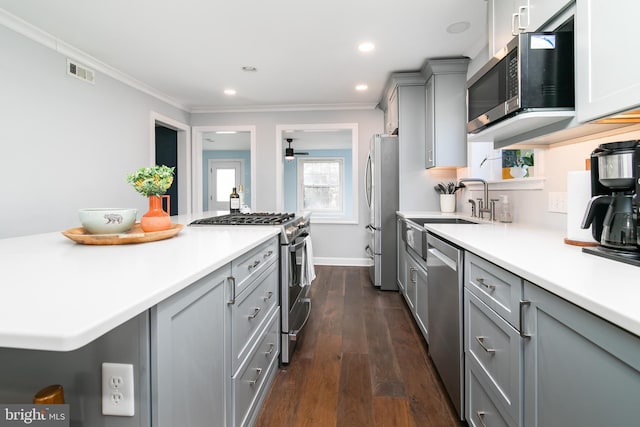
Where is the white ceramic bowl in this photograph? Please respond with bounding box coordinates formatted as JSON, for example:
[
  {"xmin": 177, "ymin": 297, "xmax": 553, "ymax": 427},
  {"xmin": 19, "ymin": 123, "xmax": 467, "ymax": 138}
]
[{"xmin": 78, "ymin": 208, "xmax": 137, "ymax": 234}]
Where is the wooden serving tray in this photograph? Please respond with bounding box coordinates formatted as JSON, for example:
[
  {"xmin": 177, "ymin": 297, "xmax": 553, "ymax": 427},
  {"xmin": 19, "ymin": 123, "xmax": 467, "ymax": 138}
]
[{"xmin": 62, "ymin": 223, "xmax": 184, "ymax": 245}]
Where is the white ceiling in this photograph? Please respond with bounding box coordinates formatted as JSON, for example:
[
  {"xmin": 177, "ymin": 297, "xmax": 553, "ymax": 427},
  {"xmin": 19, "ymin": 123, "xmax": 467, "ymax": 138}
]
[{"xmin": 0, "ymin": 0, "xmax": 487, "ymax": 112}]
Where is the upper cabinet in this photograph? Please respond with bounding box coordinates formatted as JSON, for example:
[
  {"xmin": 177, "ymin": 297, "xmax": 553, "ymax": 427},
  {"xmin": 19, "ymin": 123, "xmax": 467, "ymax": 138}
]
[
  {"xmin": 379, "ymin": 73, "xmax": 424, "ymax": 135},
  {"xmin": 576, "ymin": 0, "xmax": 640, "ymax": 123},
  {"xmin": 422, "ymin": 58, "xmax": 469, "ymax": 169},
  {"xmin": 489, "ymin": 0, "xmax": 574, "ymax": 56}
]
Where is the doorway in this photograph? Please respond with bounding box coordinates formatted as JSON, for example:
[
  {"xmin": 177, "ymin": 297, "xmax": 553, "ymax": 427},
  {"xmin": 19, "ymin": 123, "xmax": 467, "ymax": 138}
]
[
  {"xmin": 155, "ymin": 125, "xmax": 178, "ymax": 215},
  {"xmin": 207, "ymin": 159, "xmax": 244, "ymax": 211}
]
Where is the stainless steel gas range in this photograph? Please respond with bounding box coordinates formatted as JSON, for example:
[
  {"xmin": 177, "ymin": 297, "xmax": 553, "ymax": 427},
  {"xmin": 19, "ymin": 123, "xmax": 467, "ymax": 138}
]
[{"xmin": 190, "ymin": 212, "xmax": 313, "ymax": 364}]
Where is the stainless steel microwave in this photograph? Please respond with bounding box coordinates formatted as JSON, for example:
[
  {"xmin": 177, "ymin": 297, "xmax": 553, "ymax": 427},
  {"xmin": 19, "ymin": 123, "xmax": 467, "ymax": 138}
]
[{"xmin": 467, "ymin": 31, "xmax": 574, "ymax": 134}]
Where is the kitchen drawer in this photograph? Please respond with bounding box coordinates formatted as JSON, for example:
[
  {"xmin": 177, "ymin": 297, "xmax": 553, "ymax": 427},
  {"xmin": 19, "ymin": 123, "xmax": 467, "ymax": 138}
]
[
  {"xmin": 466, "ymin": 367, "xmax": 515, "ymax": 427},
  {"xmin": 465, "ymin": 252, "xmax": 523, "ymax": 328},
  {"xmin": 229, "ymin": 260, "xmax": 279, "ymax": 373},
  {"xmin": 465, "ymin": 289, "xmax": 522, "ymax": 424},
  {"xmin": 232, "ymin": 307, "xmax": 280, "ymax": 427},
  {"xmin": 232, "ymin": 237, "xmax": 278, "ymax": 298}
]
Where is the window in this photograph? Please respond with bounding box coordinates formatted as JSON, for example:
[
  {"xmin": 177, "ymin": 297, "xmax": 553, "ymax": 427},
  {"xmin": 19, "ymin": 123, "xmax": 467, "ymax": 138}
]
[{"xmin": 297, "ymin": 158, "xmax": 344, "ymax": 213}]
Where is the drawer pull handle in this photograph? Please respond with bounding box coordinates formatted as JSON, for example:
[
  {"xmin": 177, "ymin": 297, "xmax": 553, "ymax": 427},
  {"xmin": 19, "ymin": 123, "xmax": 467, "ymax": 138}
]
[
  {"xmin": 227, "ymin": 276, "xmax": 236, "ymax": 305},
  {"xmin": 248, "ymin": 368, "xmax": 263, "ymax": 387},
  {"xmin": 263, "ymin": 250, "xmax": 273, "ymax": 259},
  {"xmin": 520, "ymin": 300, "xmax": 531, "ymax": 338},
  {"xmin": 475, "ymin": 336, "xmax": 496, "ymax": 354},
  {"xmin": 248, "ymin": 307, "xmax": 261, "ymax": 320},
  {"xmin": 263, "ymin": 291, "xmax": 274, "ymax": 301},
  {"xmin": 476, "ymin": 411, "xmax": 488, "ymax": 427},
  {"xmin": 264, "ymin": 343, "xmax": 275, "ymax": 357},
  {"xmin": 248, "ymin": 260, "xmax": 261, "ymax": 271},
  {"xmin": 476, "ymin": 277, "xmax": 495, "ymax": 291}
]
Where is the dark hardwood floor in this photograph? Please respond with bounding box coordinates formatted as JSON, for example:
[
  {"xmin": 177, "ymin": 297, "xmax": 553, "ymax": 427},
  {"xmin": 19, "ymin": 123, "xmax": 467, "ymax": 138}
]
[{"xmin": 255, "ymin": 266, "xmax": 465, "ymax": 427}]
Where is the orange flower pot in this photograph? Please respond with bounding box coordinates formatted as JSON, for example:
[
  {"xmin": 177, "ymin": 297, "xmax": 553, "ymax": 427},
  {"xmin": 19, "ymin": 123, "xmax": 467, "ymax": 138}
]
[{"xmin": 140, "ymin": 195, "xmax": 171, "ymax": 232}]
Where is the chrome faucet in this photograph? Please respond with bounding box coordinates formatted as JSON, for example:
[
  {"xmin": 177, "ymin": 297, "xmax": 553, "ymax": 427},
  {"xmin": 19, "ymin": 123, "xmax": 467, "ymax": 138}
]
[{"xmin": 457, "ymin": 178, "xmax": 494, "ymax": 220}]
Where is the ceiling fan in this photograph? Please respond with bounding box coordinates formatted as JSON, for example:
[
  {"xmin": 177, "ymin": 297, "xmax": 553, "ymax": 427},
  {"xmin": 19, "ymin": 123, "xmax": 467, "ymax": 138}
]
[{"xmin": 284, "ymin": 138, "xmax": 309, "ymax": 159}]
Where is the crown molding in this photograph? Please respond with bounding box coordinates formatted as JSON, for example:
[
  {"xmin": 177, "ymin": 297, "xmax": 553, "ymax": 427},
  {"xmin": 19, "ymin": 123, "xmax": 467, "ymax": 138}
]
[
  {"xmin": 189, "ymin": 102, "xmax": 379, "ymax": 114},
  {"xmin": 0, "ymin": 8, "xmax": 188, "ymax": 112}
]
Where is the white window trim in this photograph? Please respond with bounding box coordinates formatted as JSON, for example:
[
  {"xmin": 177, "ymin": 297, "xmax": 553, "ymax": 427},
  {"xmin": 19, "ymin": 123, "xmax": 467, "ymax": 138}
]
[{"xmin": 296, "ymin": 157, "xmax": 344, "ymax": 215}]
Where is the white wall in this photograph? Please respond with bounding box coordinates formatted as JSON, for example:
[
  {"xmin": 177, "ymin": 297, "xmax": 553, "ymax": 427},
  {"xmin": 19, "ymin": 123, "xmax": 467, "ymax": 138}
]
[
  {"xmin": 191, "ymin": 109, "xmax": 383, "ymax": 265},
  {"xmin": 0, "ymin": 24, "xmax": 189, "ymax": 238}
]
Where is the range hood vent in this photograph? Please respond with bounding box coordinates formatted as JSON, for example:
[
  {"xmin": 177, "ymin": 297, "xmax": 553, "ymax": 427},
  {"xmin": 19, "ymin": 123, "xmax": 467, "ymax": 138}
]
[{"xmin": 66, "ymin": 59, "xmax": 95, "ymax": 84}]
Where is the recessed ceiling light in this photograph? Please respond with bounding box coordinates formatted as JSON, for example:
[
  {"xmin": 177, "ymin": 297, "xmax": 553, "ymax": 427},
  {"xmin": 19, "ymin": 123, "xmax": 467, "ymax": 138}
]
[
  {"xmin": 242, "ymin": 66, "xmax": 257, "ymax": 72},
  {"xmin": 355, "ymin": 84, "xmax": 368, "ymax": 91},
  {"xmin": 224, "ymin": 89, "xmax": 236, "ymax": 96},
  {"xmin": 447, "ymin": 21, "xmax": 471, "ymax": 34},
  {"xmin": 358, "ymin": 42, "xmax": 375, "ymax": 52}
]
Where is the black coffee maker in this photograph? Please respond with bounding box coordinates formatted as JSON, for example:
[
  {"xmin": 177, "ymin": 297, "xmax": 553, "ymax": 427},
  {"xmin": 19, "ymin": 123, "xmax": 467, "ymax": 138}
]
[{"xmin": 581, "ymin": 140, "xmax": 640, "ymax": 264}]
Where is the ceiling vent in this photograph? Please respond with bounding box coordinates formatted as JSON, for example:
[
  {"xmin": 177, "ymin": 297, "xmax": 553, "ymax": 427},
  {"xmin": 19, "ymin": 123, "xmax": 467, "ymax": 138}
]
[{"xmin": 66, "ymin": 59, "xmax": 95, "ymax": 84}]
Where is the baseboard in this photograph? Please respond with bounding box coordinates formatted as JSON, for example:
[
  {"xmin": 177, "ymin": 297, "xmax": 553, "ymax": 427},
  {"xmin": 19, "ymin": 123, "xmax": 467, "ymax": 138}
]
[{"xmin": 314, "ymin": 257, "xmax": 372, "ymax": 267}]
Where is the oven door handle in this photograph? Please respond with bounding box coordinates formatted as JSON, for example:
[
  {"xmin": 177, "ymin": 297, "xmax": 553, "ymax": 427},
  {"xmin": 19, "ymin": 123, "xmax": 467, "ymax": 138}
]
[
  {"xmin": 289, "ymin": 298, "xmax": 311, "ymax": 342},
  {"xmin": 289, "ymin": 237, "xmax": 308, "ymax": 252}
]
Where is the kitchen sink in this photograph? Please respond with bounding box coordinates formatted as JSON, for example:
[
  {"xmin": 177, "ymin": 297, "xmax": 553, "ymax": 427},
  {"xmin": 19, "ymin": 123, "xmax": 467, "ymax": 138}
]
[{"xmin": 407, "ymin": 217, "xmax": 478, "ymax": 226}]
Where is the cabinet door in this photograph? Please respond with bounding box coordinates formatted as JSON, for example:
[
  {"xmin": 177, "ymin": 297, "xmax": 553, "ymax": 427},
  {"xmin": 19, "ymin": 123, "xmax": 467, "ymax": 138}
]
[
  {"xmin": 414, "ymin": 263, "xmax": 428, "ymax": 343},
  {"xmin": 425, "ymin": 76, "xmax": 435, "ymax": 169},
  {"xmin": 405, "ymin": 255, "xmax": 417, "ymax": 313},
  {"xmin": 387, "ymin": 85, "xmax": 399, "ymax": 134},
  {"xmin": 151, "ymin": 266, "xmax": 230, "ymax": 427},
  {"xmin": 489, "ymin": 0, "xmax": 519, "ymax": 56},
  {"xmin": 396, "ymin": 219, "xmax": 407, "ymax": 293},
  {"xmin": 527, "ymin": 0, "xmax": 572, "ymax": 31},
  {"xmin": 576, "ymin": 0, "xmax": 640, "ymax": 122},
  {"xmin": 523, "ymin": 281, "xmax": 640, "ymax": 427}
]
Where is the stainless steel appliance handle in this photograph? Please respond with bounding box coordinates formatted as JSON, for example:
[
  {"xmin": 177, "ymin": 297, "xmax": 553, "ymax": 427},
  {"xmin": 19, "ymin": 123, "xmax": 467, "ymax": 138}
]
[
  {"xmin": 365, "ymin": 245, "xmax": 374, "ymax": 258},
  {"xmin": 428, "ymin": 247, "xmax": 457, "ymax": 271},
  {"xmin": 289, "ymin": 237, "xmax": 308, "ymax": 252},
  {"xmin": 364, "ymin": 153, "xmax": 372, "ymax": 208},
  {"xmin": 289, "ymin": 298, "xmax": 311, "ymax": 341}
]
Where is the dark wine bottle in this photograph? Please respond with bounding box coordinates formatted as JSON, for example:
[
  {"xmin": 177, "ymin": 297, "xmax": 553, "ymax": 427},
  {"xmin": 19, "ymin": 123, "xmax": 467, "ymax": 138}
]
[{"xmin": 229, "ymin": 187, "xmax": 240, "ymax": 213}]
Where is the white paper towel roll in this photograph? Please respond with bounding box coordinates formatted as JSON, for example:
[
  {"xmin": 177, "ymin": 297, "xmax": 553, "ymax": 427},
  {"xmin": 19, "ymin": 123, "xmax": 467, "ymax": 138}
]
[{"xmin": 566, "ymin": 170, "xmax": 597, "ymax": 243}]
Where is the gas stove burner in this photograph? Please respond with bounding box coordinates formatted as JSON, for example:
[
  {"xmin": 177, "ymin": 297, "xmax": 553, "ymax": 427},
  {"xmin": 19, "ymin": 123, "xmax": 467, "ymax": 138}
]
[{"xmin": 190, "ymin": 212, "xmax": 296, "ymax": 226}]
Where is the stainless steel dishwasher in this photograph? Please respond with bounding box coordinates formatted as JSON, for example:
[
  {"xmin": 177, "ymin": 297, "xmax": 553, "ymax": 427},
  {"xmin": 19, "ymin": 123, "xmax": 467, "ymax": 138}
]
[{"xmin": 426, "ymin": 232, "xmax": 464, "ymax": 419}]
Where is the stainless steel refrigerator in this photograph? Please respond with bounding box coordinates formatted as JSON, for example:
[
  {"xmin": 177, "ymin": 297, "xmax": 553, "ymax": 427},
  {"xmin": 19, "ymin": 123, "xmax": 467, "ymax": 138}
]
[{"xmin": 364, "ymin": 134, "xmax": 398, "ymax": 290}]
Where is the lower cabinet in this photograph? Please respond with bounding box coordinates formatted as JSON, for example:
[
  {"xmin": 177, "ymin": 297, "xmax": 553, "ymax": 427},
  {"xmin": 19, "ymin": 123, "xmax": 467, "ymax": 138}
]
[
  {"xmin": 151, "ymin": 265, "xmax": 229, "ymax": 427},
  {"xmin": 152, "ymin": 236, "xmax": 280, "ymax": 427},
  {"xmin": 405, "ymin": 249, "xmax": 428, "ymax": 342},
  {"xmin": 522, "ymin": 281, "xmax": 640, "ymax": 427},
  {"xmin": 397, "ymin": 218, "xmax": 407, "ymax": 293},
  {"xmin": 462, "ymin": 249, "xmax": 640, "ymax": 427}
]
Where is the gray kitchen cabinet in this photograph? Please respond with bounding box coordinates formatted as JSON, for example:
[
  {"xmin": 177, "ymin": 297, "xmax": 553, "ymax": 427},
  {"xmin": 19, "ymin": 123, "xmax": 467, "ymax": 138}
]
[
  {"xmin": 396, "ymin": 218, "xmax": 407, "ymax": 294},
  {"xmin": 422, "ymin": 58, "xmax": 468, "ymax": 169},
  {"xmin": 522, "ymin": 280, "xmax": 640, "ymax": 427},
  {"xmin": 408, "ymin": 254, "xmax": 429, "ymax": 343},
  {"xmin": 576, "ymin": 0, "xmax": 640, "ymax": 122},
  {"xmin": 151, "ymin": 264, "xmax": 230, "ymax": 427},
  {"xmin": 152, "ymin": 236, "xmax": 280, "ymax": 427},
  {"xmin": 464, "ymin": 253, "xmax": 523, "ymax": 427},
  {"xmin": 379, "ymin": 73, "xmax": 424, "ymax": 136}
]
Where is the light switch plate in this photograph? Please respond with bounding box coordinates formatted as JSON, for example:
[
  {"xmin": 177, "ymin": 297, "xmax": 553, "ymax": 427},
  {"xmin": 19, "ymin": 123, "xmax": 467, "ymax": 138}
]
[{"xmin": 548, "ymin": 192, "xmax": 568, "ymax": 213}]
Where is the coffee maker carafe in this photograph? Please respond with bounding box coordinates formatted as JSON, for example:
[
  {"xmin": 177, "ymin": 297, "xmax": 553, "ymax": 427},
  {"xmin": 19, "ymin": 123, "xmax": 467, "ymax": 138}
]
[{"xmin": 581, "ymin": 140, "xmax": 639, "ymax": 254}]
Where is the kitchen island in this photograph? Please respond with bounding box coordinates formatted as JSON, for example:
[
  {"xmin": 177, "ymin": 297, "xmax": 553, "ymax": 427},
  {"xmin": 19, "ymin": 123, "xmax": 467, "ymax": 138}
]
[{"xmin": 0, "ymin": 214, "xmax": 281, "ymax": 427}]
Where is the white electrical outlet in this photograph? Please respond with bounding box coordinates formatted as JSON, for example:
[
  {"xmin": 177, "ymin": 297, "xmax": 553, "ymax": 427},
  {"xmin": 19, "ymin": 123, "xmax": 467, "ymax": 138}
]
[
  {"xmin": 102, "ymin": 363, "xmax": 135, "ymax": 416},
  {"xmin": 548, "ymin": 192, "xmax": 568, "ymax": 213}
]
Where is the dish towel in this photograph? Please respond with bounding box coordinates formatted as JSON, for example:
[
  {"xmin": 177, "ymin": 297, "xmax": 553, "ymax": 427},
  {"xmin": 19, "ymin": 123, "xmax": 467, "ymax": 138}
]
[{"xmin": 300, "ymin": 235, "xmax": 316, "ymax": 287}]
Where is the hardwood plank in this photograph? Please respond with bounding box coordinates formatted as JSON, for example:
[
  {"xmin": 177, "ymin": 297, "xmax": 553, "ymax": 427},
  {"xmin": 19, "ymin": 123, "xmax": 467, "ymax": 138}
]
[
  {"xmin": 336, "ymin": 352, "xmax": 375, "ymax": 427},
  {"xmin": 342, "ymin": 268, "xmax": 367, "ymax": 354},
  {"xmin": 373, "ymin": 397, "xmax": 416, "ymax": 427},
  {"xmin": 291, "ymin": 333, "xmax": 343, "ymax": 427}
]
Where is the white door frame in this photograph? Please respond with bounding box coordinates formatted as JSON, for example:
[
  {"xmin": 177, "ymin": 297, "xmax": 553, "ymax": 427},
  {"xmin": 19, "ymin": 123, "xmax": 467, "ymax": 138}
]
[
  {"xmin": 149, "ymin": 111, "xmax": 192, "ymax": 216},
  {"xmin": 192, "ymin": 125, "xmax": 257, "ymax": 213},
  {"xmin": 207, "ymin": 158, "xmax": 244, "ymax": 211}
]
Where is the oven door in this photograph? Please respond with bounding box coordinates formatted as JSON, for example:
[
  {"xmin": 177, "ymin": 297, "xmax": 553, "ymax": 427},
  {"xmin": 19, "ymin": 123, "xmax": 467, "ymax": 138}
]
[{"xmin": 280, "ymin": 233, "xmax": 312, "ymax": 364}]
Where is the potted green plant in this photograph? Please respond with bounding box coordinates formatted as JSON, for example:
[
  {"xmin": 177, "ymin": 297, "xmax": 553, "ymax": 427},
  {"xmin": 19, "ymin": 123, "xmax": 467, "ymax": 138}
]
[
  {"xmin": 434, "ymin": 181, "xmax": 463, "ymax": 213},
  {"xmin": 126, "ymin": 165, "xmax": 175, "ymax": 232}
]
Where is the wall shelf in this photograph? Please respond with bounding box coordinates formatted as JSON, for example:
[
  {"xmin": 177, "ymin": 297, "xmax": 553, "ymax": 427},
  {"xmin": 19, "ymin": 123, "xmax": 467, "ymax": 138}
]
[{"xmin": 462, "ymin": 177, "xmax": 546, "ymax": 191}]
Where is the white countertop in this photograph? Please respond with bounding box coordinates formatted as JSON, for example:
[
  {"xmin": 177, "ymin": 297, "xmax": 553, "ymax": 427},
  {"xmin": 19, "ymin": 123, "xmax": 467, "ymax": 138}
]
[
  {"xmin": 398, "ymin": 211, "xmax": 640, "ymax": 338},
  {"xmin": 0, "ymin": 213, "xmax": 280, "ymax": 351}
]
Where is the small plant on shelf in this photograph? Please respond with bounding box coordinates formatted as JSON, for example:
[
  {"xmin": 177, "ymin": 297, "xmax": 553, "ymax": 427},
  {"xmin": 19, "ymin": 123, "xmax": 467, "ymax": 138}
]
[{"xmin": 126, "ymin": 165, "xmax": 175, "ymax": 197}]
